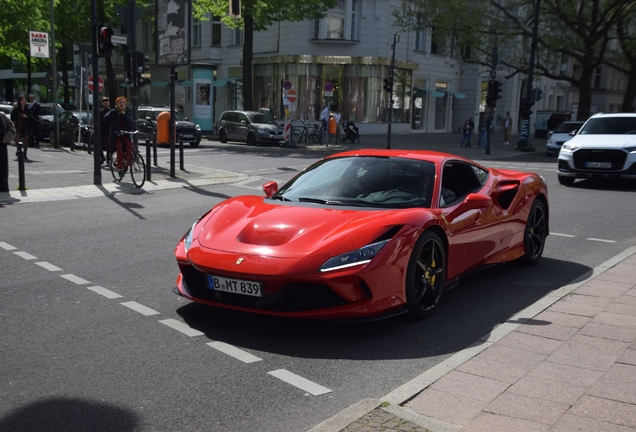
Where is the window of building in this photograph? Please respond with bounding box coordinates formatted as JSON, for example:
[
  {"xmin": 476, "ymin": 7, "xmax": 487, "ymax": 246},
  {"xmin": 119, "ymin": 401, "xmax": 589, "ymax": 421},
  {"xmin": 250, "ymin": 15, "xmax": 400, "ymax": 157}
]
[
  {"xmin": 313, "ymin": 0, "xmax": 359, "ymax": 40},
  {"xmin": 594, "ymin": 67, "xmax": 602, "ymax": 89},
  {"xmin": 233, "ymin": 28, "xmax": 244, "ymax": 46},
  {"xmin": 192, "ymin": 17, "xmax": 202, "ymax": 48},
  {"xmin": 212, "ymin": 15, "xmax": 221, "ymax": 46},
  {"xmin": 415, "ymin": 18, "xmax": 426, "ymax": 51},
  {"xmin": 435, "ymin": 82, "xmax": 448, "ymax": 130}
]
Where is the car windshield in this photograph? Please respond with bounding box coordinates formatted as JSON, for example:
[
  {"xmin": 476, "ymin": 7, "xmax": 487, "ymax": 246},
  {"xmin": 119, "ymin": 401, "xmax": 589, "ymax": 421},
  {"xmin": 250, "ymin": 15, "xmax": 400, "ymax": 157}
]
[
  {"xmin": 271, "ymin": 156, "xmax": 436, "ymax": 209},
  {"xmin": 40, "ymin": 105, "xmax": 64, "ymax": 116},
  {"xmin": 579, "ymin": 117, "xmax": 636, "ymax": 135},
  {"xmin": 248, "ymin": 113, "xmax": 277, "ymax": 126},
  {"xmin": 146, "ymin": 110, "xmax": 186, "ymax": 121},
  {"xmin": 555, "ymin": 122, "xmax": 583, "ymax": 133}
]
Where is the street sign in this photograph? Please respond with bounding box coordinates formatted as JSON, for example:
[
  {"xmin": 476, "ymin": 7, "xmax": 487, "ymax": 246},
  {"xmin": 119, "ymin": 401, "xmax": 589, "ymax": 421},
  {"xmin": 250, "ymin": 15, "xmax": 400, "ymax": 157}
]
[
  {"xmin": 29, "ymin": 31, "xmax": 49, "ymax": 59},
  {"xmin": 286, "ymin": 89, "xmax": 298, "ymax": 104},
  {"xmin": 324, "ymin": 82, "xmax": 334, "ymax": 92},
  {"xmin": 111, "ymin": 35, "xmax": 127, "ymax": 45},
  {"xmin": 283, "ymin": 81, "xmax": 292, "ymax": 90},
  {"xmin": 88, "ymin": 75, "xmax": 104, "ymax": 93}
]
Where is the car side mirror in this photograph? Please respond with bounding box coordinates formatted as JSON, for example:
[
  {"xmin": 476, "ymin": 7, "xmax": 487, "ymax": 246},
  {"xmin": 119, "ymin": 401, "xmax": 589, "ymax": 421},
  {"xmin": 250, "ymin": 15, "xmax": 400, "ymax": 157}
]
[
  {"xmin": 240, "ymin": 120, "xmax": 247, "ymax": 125},
  {"xmin": 184, "ymin": 117, "xmax": 189, "ymax": 121},
  {"xmin": 447, "ymin": 193, "xmax": 492, "ymax": 218},
  {"xmin": 262, "ymin": 181, "xmax": 279, "ymax": 197},
  {"xmin": 548, "ymin": 131, "xmax": 553, "ymax": 137},
  {"xmin": 569, "ymin": 130, "xmax": 577, "ymax": 136},
  {"xmin": 146, "ymin": 117, "xmax": 152, "ymax": 121}
]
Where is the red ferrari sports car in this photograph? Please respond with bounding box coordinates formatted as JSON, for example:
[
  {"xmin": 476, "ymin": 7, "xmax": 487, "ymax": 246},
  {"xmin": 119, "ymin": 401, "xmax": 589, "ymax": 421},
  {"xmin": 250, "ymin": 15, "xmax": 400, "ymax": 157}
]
[{"xmin": 174, "ymin": 149, "xmax": 549, "ymax": 320}]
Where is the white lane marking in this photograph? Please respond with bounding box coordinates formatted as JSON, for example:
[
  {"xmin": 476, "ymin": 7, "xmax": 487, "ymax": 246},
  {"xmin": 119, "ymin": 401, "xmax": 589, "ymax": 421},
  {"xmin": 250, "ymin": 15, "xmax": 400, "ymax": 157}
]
[
  {"xmin": 88, "ymin": 286, "xmax": 123, "ymax": 299},
  {"xmin": 0, "ymin": 242, "xmax": 16, "ymax": 250},
  {"xmin": 587, "ymin": 238, "xmax": 617, "ymax": 243},
  {"xmin": 206, "ymin": 341, "xmax": 262, "ymax": 363},
  {"xmin": 158, "ymin": 318, "xmax": 204, "ymax": 337},
  {"xmin": 14, "ymin": 251, "xmax": 37, "ymax": 260},
  {"xmin": 120, "ymin": 301, "xmax": 160, "ymax": 316},
  {"xmin": 267, "ymin": 369, "xmax": 332, "ymax": 396},
  {"xmin": 551, "ymin": 232, "xmax": 576, "ymax": 238},
  {"xmin": 35, "ymin": 261, "xmax": 62, "ymax": 271},
  {"xmin": 60, "ymin": 274, "xmax": 91, "ymax": 285}
]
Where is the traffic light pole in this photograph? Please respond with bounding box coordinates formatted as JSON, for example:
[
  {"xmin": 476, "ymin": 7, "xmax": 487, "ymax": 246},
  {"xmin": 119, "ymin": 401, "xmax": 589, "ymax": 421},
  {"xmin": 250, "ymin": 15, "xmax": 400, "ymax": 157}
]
[
  {"xmin": 386, "ymin": 32, "xmax": 399, "ymax": 150},
  {"xmin": 129, "ymin": 0, "xmax": 139, "ymax": 145},
  {"xmin": 517, "ymin": 0, "xmax": 541, "ymax": 151},
  {"xmin": 91, "ymin": 0, "xmax": 101, "ymax": 185}
]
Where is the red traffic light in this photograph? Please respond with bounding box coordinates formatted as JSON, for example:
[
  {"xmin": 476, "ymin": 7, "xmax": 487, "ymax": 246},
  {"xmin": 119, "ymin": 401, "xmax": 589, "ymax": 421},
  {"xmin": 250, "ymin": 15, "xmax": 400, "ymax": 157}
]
[
  {"xmin": 97, "ymin": 25, "xmax": 114, "ymax": 57},
  {"xmin": 383, "ymin": 77, "xmax": 392, "ymax": 92}
]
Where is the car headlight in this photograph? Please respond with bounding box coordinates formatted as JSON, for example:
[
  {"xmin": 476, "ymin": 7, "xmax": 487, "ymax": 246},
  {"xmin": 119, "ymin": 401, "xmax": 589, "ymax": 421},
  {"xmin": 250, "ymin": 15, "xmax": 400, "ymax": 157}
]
[
  {"xmin": 547, "ymin": 138, "xmax": 555, "ymax": 145},
  {"xmin": 183, "ymin": 222, "xmax": 198, "ymax": 253},
  {"xmin": 195, "ymin": 124, "xmax": 201, "ymax": 131},
  {"xmin": 319, "ymin": 240, "xmax": 389, "ymax": 272},
  {"xmin": 625, "ymin": 146, "xmax": 636, "ymax": 154},
  {"xmin": 561, "ymin": 143, "xmax": 580, "ymax": 152},
  {"xmin": 257, "ymin": 129, "xmax": 268, "ymax": 134}
]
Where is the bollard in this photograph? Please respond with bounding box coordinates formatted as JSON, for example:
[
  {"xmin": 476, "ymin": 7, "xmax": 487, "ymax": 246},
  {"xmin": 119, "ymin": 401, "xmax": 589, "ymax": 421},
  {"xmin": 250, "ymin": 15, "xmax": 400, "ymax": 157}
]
[
  {"xmin": 145, "ymin": 137, "xmax": 152, "ymax": 182},
  {"xmin": 153, "ymin": 134, "xmax": 158, "ymax": 166},
  {"xmin": 16, "ymin": 142, "xmax": 26, "ymax": 190},
  {"xmin": 179, "ymin": 138, "xmax": 184, "ymax": 171}
]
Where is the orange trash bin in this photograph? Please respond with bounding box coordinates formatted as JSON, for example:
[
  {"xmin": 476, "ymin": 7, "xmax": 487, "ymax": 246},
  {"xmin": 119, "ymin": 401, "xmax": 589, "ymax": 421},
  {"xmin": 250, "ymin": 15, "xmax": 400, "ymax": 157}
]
[
  {"xmin": 328, "ymin": 116, "xmax": 338, "ymax": 135},
  {"xmin": 156, "ymin": 111, "xmax": 172, "ymax": 144}
]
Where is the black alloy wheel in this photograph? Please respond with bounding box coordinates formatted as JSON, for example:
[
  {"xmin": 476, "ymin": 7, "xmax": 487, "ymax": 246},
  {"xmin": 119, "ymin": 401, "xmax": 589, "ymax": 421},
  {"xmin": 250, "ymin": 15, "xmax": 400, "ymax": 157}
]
[
  {"xmin": 520, "ymin": 199, "xmax": 548, "ymax": 265},
  {"xmin": 405, "ymin": 231, "xmax": 446, "ymax": 318},
  {"xmin": 247, "ymin": 132, "xmax": 257, "ymax": 146},
  {"xmin": 219, "ymin": 129, "xmax": 228, "ymax": 143}
]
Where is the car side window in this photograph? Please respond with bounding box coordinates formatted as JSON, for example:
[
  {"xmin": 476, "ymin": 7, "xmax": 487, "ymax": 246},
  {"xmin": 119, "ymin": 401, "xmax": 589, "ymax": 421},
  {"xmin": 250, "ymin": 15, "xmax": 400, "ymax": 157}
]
[
  {"xmin": 237, "ymin": 113, "xmax": 248, "ymax": 124},
  {"xmin": 439, "ymin": 161, "xmax": 485, "ymax": 207}
]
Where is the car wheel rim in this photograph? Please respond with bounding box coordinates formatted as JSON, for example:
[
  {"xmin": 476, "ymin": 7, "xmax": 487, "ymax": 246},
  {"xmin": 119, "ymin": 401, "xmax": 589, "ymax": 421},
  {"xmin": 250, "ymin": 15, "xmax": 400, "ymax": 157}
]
[
  {"xmin": 414, "ymin": 238, "xmax": 445, "ymax": 312},
  {"xmin": 526, "ymin": 204, "xmax": 547, "ymax": 259}
]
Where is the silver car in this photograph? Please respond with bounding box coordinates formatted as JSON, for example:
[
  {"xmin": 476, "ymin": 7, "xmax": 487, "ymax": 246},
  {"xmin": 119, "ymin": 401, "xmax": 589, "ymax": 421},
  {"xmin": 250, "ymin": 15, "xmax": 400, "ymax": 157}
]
[
  {"xmin": 545, "ymin": 121, "xmax": 584, "ymax": 156},
  {"xmin": 216, "ymin": 110, "xmax": 284, "ymax": 146}
]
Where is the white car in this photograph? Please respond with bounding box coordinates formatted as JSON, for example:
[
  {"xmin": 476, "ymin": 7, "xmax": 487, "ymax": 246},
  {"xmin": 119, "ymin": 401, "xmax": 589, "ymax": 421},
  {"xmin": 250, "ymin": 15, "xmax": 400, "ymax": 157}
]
[
  {"xmin": 558, "ymin": 113, "xmax": 636, "ymax": 185},
  {"xmin": 546, "ymin": 121, "xmax": 584, "ymax": 156}
]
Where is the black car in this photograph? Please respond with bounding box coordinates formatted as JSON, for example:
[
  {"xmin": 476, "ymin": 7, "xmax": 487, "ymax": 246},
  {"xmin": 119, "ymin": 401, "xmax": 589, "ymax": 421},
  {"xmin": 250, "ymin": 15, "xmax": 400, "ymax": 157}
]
[
  {"xmin": 137, "ymin": 106, "xmax": 202, "ymax": 147},
  {"xmin": 0, "ymin": 103, "xmax": 13, "ymax": 116},
  {"xmin": 56, "ymin": 111, "xmax": 92, "ymax": 147}
]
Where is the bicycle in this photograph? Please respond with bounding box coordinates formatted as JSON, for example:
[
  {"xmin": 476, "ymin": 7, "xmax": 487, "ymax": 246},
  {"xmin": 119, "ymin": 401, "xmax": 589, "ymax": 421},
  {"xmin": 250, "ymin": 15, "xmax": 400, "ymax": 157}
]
[
  {"xmin": 110, "ymin": 130, "xmax": 146, "ymax": 188},
  {"xmin": 291, "ymin": 121, "xmax": 323, "ymax": 144}
]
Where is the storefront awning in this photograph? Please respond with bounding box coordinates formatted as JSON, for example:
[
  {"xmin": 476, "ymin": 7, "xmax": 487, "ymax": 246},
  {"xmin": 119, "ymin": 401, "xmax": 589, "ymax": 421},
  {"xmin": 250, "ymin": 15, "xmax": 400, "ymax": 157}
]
[
  {"xmin": 211, "ymin": 77, "xmax": 242, "ymax": 87},
  {"xmin": 437, "ymin": 89, "xmax": 466, "ymax": 99},
  {"xmin": 413, "ymin": 87, "xmax": 445, "ymax": 98}
]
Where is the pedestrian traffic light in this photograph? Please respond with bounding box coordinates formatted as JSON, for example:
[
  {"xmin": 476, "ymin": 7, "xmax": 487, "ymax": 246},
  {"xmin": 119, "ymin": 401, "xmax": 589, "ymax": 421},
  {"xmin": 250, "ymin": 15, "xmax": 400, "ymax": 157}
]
[
  {"xmin": 97, "ymin": 25, "xmax": 114, "ymax": 57},
  {"xmin": 229, "ymin": 0, "xmax": 241, "ymax": 18},
  {"xmin": 520, "ymin": 98, "xmax": 534, "ymax": 118},
  {"xmin": 494, "ymin": 80, "xmax": 503, "ymax": 101},
  {"xmin": 486, "ymin": 80, "xmax": 498, "ymax": 108},
  {"xmin": 124, "ymin": 51, "xmax": 132, "ymax": 84},
  {"xmin": 383, "ymin": 77, "xmax": 392, "ymax": 93},
  {"xmin": 136, "ymin": 51, "xmax": 151, "ymax": 87}
]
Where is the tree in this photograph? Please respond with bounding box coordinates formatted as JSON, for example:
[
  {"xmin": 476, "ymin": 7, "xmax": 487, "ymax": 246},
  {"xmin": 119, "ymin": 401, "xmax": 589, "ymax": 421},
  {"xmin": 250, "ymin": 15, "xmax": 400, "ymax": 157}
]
[
  {"xmin": 193, "ymin": 0, "xmax": 338, "ymax": 110},
  {"xmin": 604, "ymin": 12, "xmax": 636, "ymax": 112}
]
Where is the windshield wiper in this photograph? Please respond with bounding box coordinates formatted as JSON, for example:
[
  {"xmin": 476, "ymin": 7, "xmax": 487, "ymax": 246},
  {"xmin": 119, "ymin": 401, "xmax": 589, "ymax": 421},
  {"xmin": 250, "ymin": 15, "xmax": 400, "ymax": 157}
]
[
  {"xmin": 297, "ymin": 197, "xmax": 366, "ymax": 206},
  {"xmin": 269, "ymin": 195, "xmax": 292, "ymax": 201}
]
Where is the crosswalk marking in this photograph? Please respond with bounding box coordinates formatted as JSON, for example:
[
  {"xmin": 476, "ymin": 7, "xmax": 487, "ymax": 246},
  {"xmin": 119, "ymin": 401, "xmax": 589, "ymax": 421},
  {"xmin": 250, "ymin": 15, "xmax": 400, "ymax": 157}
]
[
  {"xmin": 14, "ymin": 251, "xmax": 37, "ymax": 260},
  {"xmin": 158, "ymin": 318, "xmax": 204, "ymax": 337},
  {"xmin": 121, "ymin": 301, "xmax": 160, "ymax": 316},
  {"xmin": 87, "ymin": 286, "xmax": 123, "ymax": 299},
  {"xmin": 268, "ymin": 369, "xmax": 332, "ymax": 396},
  {"xmin": 206, "ymin": 341, "xmax": 262, "ymax": 363},
  {"xmin": 60, "ymin": 274, "xmax": 91, "ymax": 285},
  {"xmin": 35, "ymin": 261, "xmax": 62, "ymax": 271}
]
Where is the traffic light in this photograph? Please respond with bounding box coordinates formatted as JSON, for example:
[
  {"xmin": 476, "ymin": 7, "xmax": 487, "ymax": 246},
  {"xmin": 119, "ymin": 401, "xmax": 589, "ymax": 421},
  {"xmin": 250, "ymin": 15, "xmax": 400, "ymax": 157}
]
[
  {"xmin": 486, "ymin": 80, "xmax": 499, "ymax": 108},
  {"xmin": 124, "ymin": 51, "xmax": 132, "ymax": 85},
  {"xmin": 520, "ymin": 98, "xmax": 534, "ymax": 118},
  {"xmin": 229, "ymin": 0, "xmax": 241, "ymax": 18},
  {"xmin": 97, "ymin": 25, "xmax": 114, "ymax": 57},
  {"xmin": 494, "ymin": 80, "xmax": 503, "ymax": 102},
  {"xmin": 136, "ymin": 51, "xmax": 151, "ymax": 87},
  {"xmin": 383, "ymin": 77, "xmax": 392, "ymax": 93}
]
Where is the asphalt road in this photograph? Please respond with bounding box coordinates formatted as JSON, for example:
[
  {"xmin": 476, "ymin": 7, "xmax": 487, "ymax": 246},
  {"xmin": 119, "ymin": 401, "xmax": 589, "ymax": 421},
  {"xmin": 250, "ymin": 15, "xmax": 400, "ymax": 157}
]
[{"xmin": 1, "ymin": 141, "xmax": 636, "ymax": 431}]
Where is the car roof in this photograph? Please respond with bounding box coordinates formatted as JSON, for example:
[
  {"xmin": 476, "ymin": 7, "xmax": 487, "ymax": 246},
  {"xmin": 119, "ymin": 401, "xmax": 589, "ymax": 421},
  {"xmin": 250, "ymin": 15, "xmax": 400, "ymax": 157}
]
[
  {"xmin": 221, "ymin": 110, "xmax": 261, "ymax": 115},
  {"xmin": 588, "ymin": 113, "xmax": 636, "ymax": 118}
]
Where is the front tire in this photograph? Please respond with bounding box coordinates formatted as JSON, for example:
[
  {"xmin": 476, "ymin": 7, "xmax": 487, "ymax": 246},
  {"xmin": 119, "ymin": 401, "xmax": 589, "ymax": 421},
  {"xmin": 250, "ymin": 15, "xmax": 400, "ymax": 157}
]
[
  {"xmin": 405, "ymin": 231, "xmax": 446, "ymax": 319},
  {"xmin": 110, "ymin": 154, "xmax": 123, "ymax": 182},
  {"xmin": 520, "ymin": 199, "xmax": 547, "ymax": 265},
  {"xmin": 219, "ymin": 129, "xmax": 228, "ymax": 143},
  {"xmin": 130, "ymin": 152, "xmax": 146, "ymax": 188},
  {"xmin": 247, "ymin": 132, "xmax": 257, "ymax": 146},
  {"xmin": 189, "ymin": 140, "xmax": 200, "ymax": 148}
]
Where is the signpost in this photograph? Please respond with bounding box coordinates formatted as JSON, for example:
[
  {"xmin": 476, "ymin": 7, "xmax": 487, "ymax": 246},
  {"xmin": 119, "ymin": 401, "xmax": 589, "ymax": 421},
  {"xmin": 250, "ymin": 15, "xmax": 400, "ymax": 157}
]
[
  {"xmin": 29, "ymin": 31, "xmax": 49, "ymax": 58},
  {"xmin": 286, "ymin": 89, "xmax": 297, "ymax": 104}
]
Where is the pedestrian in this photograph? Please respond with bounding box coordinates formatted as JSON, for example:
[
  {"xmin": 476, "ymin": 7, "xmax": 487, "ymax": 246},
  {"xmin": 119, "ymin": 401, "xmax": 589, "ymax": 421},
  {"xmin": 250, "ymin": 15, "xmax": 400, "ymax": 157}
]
[
  {"xmin": 11, "ymin": 96, "xmax": 33, "ymax": 160},
  {"xmin": 319, "ymin": 103, "xmax": 330, "ymax": 135},
  {"xmin": 99, "ymin": 96, "xmax": 112, "ymax": 164},
  {"xmin": 460, "ymin": 117, "xmax": 474, "ymax": 147},
  {"xmin": 28, "ymin": 94, "xmax": 41, "ymax": 148},
  {"xmin": 501, "ymin": 111, "xmax": 512, "ymax": 146},
  {"xmin": 477, "ymin": 116, "xmax": 490, "ymax": 148},
  {"xmin": 0, "ymin": 110, "xmax": 17, "ymax": 192},
  {"xmin": 333, "ymin": 108, "xmax": 342, "ymax": 143}
]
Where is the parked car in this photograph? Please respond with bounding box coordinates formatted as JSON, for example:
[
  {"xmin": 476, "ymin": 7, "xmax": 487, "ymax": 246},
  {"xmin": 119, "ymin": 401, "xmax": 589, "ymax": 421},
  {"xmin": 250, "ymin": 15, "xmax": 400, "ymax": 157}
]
[
  {"xmin": 56, "ymin": 111, "xmax": 92, "ymax": 146},
  {"xmin": 0, "ymin": 103, "xmax": 13, "ymax": 116},
  {"xmin": 558, "ymin": 113, "xmax": 636, "ymax": 185},
  {"xmin": 39, "ymin": 103, "xmax": 66, "ymax": 141},
  {"xmin": 216, "ymin": 110, "xmax": 284, "ymax": 146},
  {"xmin": 174, "ymin": 149, "xmax": 549, "ymax": 320},
  {"xmin": 137, "ymin": 106, "xmax": 202, "ymax": 147},
  {"xmin": 545, "ymin": 121, "xmax": 585, "ymax": 156}
]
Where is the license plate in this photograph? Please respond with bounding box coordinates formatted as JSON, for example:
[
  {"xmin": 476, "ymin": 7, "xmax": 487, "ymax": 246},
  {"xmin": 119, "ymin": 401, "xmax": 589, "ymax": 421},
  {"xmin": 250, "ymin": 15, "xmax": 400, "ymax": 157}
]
[
  {"xmin": 207, "ymin": 274, "xmax": 263, "ymax": 297},
  {"xmin": 182, "ymin": 134, "xmax": 194, "ymax": 139},
  {"xmin": 585, "ymin": 161, "xmax": 612, "ymax": 168}
]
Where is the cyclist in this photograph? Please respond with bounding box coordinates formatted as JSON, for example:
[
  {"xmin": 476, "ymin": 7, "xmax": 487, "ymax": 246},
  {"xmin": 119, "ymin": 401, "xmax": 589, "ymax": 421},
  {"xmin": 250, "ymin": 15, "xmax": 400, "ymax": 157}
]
[{"xmin": 105, "ymin": 96, "xmax": 133, "ymax": 177}]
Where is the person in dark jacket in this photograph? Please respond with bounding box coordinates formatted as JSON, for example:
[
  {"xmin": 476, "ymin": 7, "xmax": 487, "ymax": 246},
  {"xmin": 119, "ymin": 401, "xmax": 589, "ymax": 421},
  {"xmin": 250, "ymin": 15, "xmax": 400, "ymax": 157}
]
[
  {"xmin": 104, "ymin": 96, "xmax": 133, "ymax": 177},
  {"xmin": 0, "ymin": 111, "xmax": 17, "ymax": 192},
  {"xmin": 28, "ymin": 94, "xmax": 41, "ymax": 148},
  {"xmin": 99, "ymin": 96, "xmax": 112, "ymax": 164},
  {"xmin": 10, "ymin": 96, "xmax": 33, "ymax": 160}
]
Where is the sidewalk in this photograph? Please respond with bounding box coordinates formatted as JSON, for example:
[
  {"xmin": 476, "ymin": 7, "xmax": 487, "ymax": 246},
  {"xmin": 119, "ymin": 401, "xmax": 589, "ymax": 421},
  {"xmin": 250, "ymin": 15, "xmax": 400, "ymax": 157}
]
[{"xmin": 312, "ymin": 246, "xmax": 636, "ymax": 432}]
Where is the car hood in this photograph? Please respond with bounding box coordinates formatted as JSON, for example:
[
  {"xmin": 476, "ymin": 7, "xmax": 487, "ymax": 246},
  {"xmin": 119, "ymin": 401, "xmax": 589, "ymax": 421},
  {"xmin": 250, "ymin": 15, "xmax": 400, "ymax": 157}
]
[
  {"xmin": 193, "ymin": 195, "xmax": 414, "ymax": 259},
  {"xmin": 175, "ymin": 120, "xmax": 197, "ymax": 128},
  {"xmin": 252, "ymin": 123, "xmax": 282, "ymax": 131},
  {"xmin": 569, "ymin": 134, "xmax": 636, "ymax": 148},
  {"xmin": 549, "ymin": 133, "xmax": 575, "ymax": 142}
]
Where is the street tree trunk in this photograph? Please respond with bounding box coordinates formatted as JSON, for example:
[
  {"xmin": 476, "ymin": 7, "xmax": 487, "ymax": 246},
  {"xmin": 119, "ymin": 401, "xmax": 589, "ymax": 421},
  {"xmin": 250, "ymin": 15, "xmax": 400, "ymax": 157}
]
[
  {"xmin": 576, "ymin": 68, "xmax": 594, "ymax": 121},
  {"xmin": 242, "ymin": 14, "xmax": 254, "ymax": 111},
  {"xmin": 621, "ymin": 69, "xmax": 636, "ymax": 112}
]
